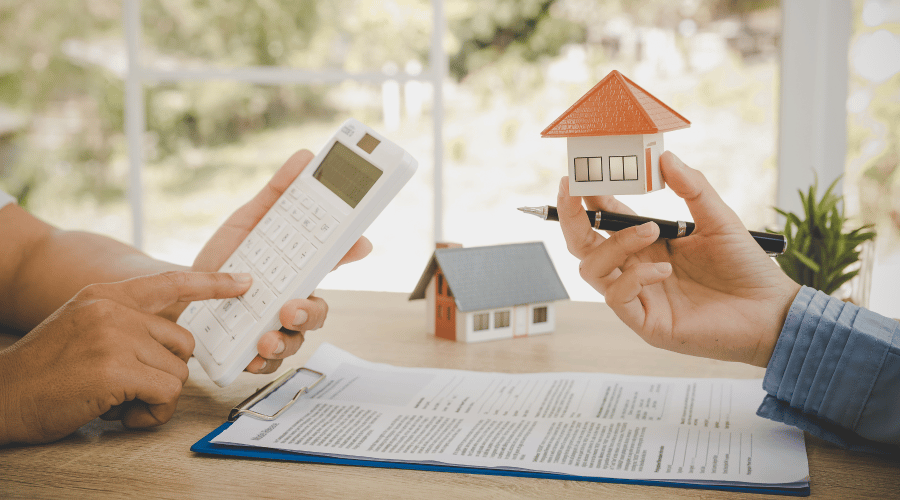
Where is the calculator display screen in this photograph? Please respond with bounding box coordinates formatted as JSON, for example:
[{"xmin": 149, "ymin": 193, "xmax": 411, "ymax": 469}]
[{"xmin": 313, "ymin": 141, "xmax": 383, "ymax": 208}]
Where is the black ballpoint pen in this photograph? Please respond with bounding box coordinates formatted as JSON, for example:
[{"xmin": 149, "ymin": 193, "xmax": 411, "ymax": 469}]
[{"xmin": 518, "ymin": 205, "xmax": 787, "ymax": 256}]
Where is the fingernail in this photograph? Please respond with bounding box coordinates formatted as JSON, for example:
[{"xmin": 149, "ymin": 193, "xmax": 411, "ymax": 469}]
[
  {"xmin": 293, "ymin": 309, "xmax": 308, "ymax": 327},
  {"xmin": 274, "ymin": 339, "xmax": 285, "ymax": 355},
  {"xmin": 232, "ymin": 273, "xmax": 252, "ymax": 284},
  {"xmin": 656, "ymin": 262, "xmax": 672, "ymax": 273},
  {"xmin": 257, "ymin": 359, "xmax": 267, "ymax": 372},
  {"xmin": 636, "ymin": 222, "xmax": 655, "ymax": 237}
]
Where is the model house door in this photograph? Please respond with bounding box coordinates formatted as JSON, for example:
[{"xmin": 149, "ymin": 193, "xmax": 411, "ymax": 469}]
[
  {"xmin": 645, "ymin": 147, "xmax": 653, "ymax": 192},
  {"xmin": 434, "ymin": 270, "xmax": 456, "ymax": 340},
  {"xmin": 514, "ymin": 306, "xmax": 528, "ymax": 337}
]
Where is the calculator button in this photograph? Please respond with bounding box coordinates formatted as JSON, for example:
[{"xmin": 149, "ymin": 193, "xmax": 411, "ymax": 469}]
[
  {"xmin": 300, "ymin": 195, "xmax": 315, "ymax": 209},
  {"xmin": 284, "ymin": 233, "xmax": 307, "ymax": 259},
  {"xmin": 180, "ymin": 302, "xmax": 204, "ymax": 324},
  {"xmin": 289, "ymin": 206, "xmax": 304, "ymax": 222},
  {"xmin": 257, "ymin": 247, "xmax": 280, "ymax": 274},
  {"xmin": 265, "ymin": 215, "xmax": 288, "ymax": 240},
  {"xmin": 234, "ymin": 259, "xmax": 252, "ymax": 275},
  {"xmin": 243, "ymin": 274, "xmax": 267, "ymax": 304},
  {"xmin": 214, "ymin": 298, "xmax": 239, "ymax": 323},
  {"xmin": 258, "ymin": 213, "xmax": 276, "ymax": 234},
  {"xmin": 238, "ymin": 231, "xmax": 261, "ymax": 255},
  {"xmin": 222, "ymin": 300, "xmax": 250, "ymax": 331},
  {"xmin": 295, "ymin": 241, "xmax": 318, "ymax": 269},
  {"xmin": 190, "ymin": 308, "xmax": 227, "ymax": 354},
  {"xmin": 247, "ymin": 238, "xmax": 269, "ymax": 264},
  {"xmin": 313, "ymin": 206, "xmax": 327, "ymax": 219},
  {"xmin": 315, "ymin": 216, "xmax": 338, "ymax": 243},
  {"xmin": 273, "ymin": 264, "xmax": 298, "ymax": 293},
  {"xmin": 271, "ymin": 221, "xmax": 292, "ymax": 245},
  {"xmin": 288, "ymin": 186, "xmax": 302, "ymax": 200},
  {"xmin": 212, "ymin": 336, "xmax": 238, "ymax": 364},
  {"xmin": 248, "ymin": 285, "xmax": 273, "ymax": 315},
  {"xmin": 300, "ymin": 216, "xmax": 317, "ymax": 232},
  {"xmin": 277, "ymin": 196, "xmax": 293, "ymax": 213},
  {"xmin": 265, "ymin": 257, "xmax": 288, "ymax": 284},
  {"xmin": 255, "ymin": 288, "xmax": 277, "ymax": 314},
  {"xmin": 219, "ymin": 254, "xmax": 243, "ymax": 274},
  {"xmin": 275, "ymin": 227, "xmax": 294, "ymax": 249}
]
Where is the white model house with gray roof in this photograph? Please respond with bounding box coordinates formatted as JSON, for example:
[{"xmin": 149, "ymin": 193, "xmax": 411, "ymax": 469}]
[{"xmin": 409, "ymin": 242, "xmax": 569, "ymax": 343}]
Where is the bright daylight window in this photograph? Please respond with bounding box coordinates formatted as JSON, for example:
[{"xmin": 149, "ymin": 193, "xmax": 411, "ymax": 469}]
[{"xmin": 10, "ymin": 2, "xmax": 896, "ymax": 304}]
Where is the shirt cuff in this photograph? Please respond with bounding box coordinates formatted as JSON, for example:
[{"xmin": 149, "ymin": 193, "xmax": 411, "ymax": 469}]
[{"xmin": 760, "ymin": 286, "xmax": 900, "ymax": 449}]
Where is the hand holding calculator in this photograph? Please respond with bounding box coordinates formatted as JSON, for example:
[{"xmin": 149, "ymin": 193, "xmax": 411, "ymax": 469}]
[{"xmin": 177, "ymin": 119, "xmax": 417, "ymax": 386}]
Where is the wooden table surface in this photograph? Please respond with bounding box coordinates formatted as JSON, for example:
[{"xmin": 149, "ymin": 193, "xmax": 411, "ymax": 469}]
[{"xmin": 1, "ymin": 290, "xmax": 898, "ymax": 499}]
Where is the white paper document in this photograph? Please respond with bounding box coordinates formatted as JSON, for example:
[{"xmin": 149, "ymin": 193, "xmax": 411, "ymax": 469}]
[{"xmin": 213, "ymin": 343, "xmax": 809, "ymax": 489}]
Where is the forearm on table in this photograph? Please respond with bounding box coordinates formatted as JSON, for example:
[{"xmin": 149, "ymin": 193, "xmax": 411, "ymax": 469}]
[
  {"xmin": 0, "ymin": 208, "xmax": 186, "ymax": 330},
  {"xmin": 758, "ymin": 286, "xmax": 900, "ymax": 452}
]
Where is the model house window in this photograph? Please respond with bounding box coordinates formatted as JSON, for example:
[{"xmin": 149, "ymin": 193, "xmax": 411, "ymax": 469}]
[
  {"xmin": 494, "ymin": 310, "xmax": 510, "ymax": 328},
  {"xmin": 609, "ymin": 156, "xmax": 638, "ymax": 181},
  {"xmin": 437, "ymin": 305, "xmax": 442, "ymax": 318},
  {"xmin": 474, "ymin": 312, "xmax": 490, "ymax": 331},
  {"xmin": 533, "ymin": 306, "xmax": 548, "ymax": 324},
  {"xmin": 437, "ymin": 274, "xmax": 443, "ymax": 295},
  {"xmin": 574, "ymin": 157, "xmax": 602, "ymax": 182},
  {"xmin": 447, "ymin": 307, "xmax": 452, "ymax": 320}
]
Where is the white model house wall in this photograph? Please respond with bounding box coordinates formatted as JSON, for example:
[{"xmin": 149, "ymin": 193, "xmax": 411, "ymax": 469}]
[
  {"xmin": 566, "ymin": 133, "xmax": 664, "ymax": 196},
  {"xmin": 459, "ymin": 303, "xmax": 556, "ymax": 343}
]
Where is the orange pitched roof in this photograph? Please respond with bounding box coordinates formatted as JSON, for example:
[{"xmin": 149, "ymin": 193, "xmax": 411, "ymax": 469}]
[{"xmin": 541, "ymin": 70, "xmax": 690, "ymax": 137}]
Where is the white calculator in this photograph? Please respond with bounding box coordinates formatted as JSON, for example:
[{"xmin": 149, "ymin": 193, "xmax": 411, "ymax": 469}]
[{"xmin": 177, "ymin": 118, "xmax": 418, "ymax": 386}]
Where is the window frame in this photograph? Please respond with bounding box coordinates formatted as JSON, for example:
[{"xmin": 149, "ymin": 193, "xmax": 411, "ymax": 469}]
[
  {"xmin": 473, "ymin": 312, "xmax": 490, "ymax": 331},
  {"xmin": 494, "ymin": 310, "xmax": 510, "ymax": 328},
  {"xmin": 609, "ymin": 155, "xmax": 639, "ymax": 182},
  {"xmin": 574, "ymin": 156, "xmax": 603, "ymax": 182},
  {"xmin": 533, "ymin": 306, "xmax": 548, "ymax": 324}
]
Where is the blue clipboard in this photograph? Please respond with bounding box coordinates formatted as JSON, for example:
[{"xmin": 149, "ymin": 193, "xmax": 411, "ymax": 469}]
[
  {"xmin": 191, "ymin": 366, "xmax": 809, "ymax": 496},
  {"xmin": 191, "ymin": 421, "xmax": 809, "ymax": 496}
]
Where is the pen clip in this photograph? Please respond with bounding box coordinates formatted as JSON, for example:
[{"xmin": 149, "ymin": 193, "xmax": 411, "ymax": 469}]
[{"xmin": 228, "ymin": 367, "xmax": 326, "ymax": 422}]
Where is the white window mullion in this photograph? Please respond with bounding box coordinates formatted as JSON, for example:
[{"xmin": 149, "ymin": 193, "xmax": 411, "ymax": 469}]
[
  {"xmin": 124, "ymin": 0, "xmax": 145, "ymax": 249},
  {"xmin": 777, "ymin": 0, "xmax": 851, "ymax": 218}
]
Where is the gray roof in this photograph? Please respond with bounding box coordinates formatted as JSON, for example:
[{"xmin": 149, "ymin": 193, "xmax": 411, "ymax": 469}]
[{"xmin": 409, "ymin": 242, "xmax": 569, "ymax": 312}]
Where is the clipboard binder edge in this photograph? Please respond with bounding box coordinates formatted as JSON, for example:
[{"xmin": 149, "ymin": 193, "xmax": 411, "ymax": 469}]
[
  {"xmin": 228, "ymin": 366, "xmax": 325, "ymax": 422},
  {"xmin": 191, "ymin": 422, "xmax": 810, "ymax": 497}
]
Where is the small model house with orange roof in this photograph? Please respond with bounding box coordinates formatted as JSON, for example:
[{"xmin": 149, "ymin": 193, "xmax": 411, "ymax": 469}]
[
  {"xmin": 542, "ymin": 70, "xmax": 690, "ymax": 197},
  {"xmin": 409, "ymin": 242, "xmax": 569, "ymax": 343}
]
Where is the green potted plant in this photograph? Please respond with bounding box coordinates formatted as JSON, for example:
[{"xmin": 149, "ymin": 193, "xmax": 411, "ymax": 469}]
[{"xmin": 775, "ymin": 177, "xmax": 876, "ymax": 296}]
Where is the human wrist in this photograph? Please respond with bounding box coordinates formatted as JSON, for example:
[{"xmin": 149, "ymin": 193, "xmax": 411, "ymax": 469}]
[{"xmin": 750, "ymin": 280, "xmax": 803, "ymax": 368}]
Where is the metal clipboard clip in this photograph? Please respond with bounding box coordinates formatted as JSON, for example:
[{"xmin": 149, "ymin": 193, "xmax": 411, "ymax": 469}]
[{"xmin": 228, "ymin": 367, "xmax": 325, "ymax": 422}]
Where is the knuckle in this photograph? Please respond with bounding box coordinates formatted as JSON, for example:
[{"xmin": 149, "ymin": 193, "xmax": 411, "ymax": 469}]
[
  {"xmin": 97, "ymin": 359, "xmax": 127, "ymax": 389},
  {"xmin": 163, "ymin": 376, "xmax": 183, "ymax": 401},
  {"xmin": 175, "ymin": 363, "xmax": 190, "ymax": 384},
  {"xmin": 80, "ymin": 297, "xmax": 121, "ymax": 322},
  {"xmin": 78, "ymin": 283, "xmax": 107, "ymax": 300},
  {"xmin": 157, "ymin": 270, "xmax": 185, "ymax": 289}
]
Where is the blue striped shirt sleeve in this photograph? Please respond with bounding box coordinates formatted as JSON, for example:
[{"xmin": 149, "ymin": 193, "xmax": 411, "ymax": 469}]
[{"xmin": 757, "ymin": 286, "xmax": 900, "ymax": 453}]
